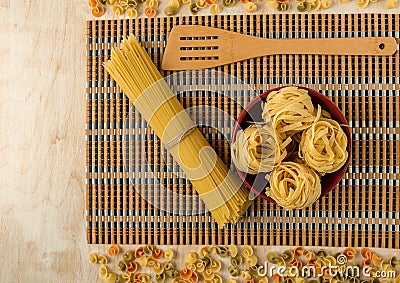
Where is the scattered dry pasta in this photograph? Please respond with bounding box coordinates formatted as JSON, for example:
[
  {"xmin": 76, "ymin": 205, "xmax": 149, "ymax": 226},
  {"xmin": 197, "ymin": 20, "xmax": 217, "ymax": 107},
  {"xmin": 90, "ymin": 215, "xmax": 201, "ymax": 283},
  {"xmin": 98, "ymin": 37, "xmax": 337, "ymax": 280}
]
[{"xmin": 90, "ymin": 245, "xmax": 400, "ymax": 283}]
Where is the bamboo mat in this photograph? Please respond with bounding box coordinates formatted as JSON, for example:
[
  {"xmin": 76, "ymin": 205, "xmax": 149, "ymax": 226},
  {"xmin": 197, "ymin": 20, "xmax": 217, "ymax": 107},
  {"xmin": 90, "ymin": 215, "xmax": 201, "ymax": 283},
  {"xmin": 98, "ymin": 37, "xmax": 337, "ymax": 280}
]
[{"xmin": 86, "ymin": 14, "xmax": 400, "ymax": 247}]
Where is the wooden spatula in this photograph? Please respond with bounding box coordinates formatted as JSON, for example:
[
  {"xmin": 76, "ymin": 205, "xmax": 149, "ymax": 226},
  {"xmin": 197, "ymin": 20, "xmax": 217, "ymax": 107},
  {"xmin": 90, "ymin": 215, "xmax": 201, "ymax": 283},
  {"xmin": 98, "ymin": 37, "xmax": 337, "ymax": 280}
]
[{"xmin": 161, "ymin": 25, "xmax": 397, "ymax": 70}]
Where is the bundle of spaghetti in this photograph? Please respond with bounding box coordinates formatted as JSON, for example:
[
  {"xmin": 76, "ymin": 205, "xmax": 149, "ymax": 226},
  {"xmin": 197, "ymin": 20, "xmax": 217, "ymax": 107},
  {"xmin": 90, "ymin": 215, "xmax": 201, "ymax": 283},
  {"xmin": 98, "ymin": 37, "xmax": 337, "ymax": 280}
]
[
  {"xmin": 231, "ymin": 124, "xmax": 276, "ymax": 174},
  {"xmin": 299, "ymin": 118, "xmax": 348, "ymax": 174},
  {"xmin": 265, "ymin": 162, "xmax": 321, "ymax": 210},
  {"xmin": 103, "ymin": 35, "xmax": 251, "ymax": 226}
]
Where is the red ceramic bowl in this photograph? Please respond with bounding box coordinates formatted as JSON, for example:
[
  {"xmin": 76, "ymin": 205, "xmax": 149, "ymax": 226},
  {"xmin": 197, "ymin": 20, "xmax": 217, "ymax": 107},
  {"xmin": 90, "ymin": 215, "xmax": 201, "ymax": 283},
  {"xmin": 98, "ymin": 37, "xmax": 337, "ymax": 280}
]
[{"xmin": 232, "ymin": 86, "xmax": 352, "ymax": 203}]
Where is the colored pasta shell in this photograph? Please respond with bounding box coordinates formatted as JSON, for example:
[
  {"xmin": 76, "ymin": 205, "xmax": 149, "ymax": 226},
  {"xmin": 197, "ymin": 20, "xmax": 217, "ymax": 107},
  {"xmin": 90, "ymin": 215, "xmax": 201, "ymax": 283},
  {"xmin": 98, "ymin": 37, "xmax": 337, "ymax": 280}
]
[
  {"xmin": 228, "ymin": 265, "xmax": 240, "ymax": 277},
  {"xmin": 361, "ymin": 248, "xmax": 373, "ymax": 259},
  {"xmin": 164, "ymin": 261, "xmax": 174, "ymax": 271},
  {"xmin": 89, "ymin": 0, "xmax": 98, "ymax": 7},
  {"xmin": 153, "ymin": 262, "xmax": 165, "ymax": 275},
  {"xmin": 210, "ymin": 259, "xmax": 222, "ymax": 272},
  {"xmin": 106, "ymin": 272, "xmax": 118, "ymax": 283},
  {"xmin": 283, "ymin": 250, "xmax": 295, "ymax": 263},
  {"xmin": 155, "ymin": 273, "xmax": 166, "ymax": 283},
  {"xmin": 98, "ymin": 265, "xmax": 108, "ymax": 279},
  {"xmin": 190, "ymin": 2, "xmax": 200, "ymax": 13},
  {"xmin": 223, "ymin": 0, "xmax": 237, "ymax": 6},
  {"xmin": 185, "ymin": 252, "xmax": 198, "ymax": 264},
  {"xmin": 144, "ymin": 7, "xmax": 156, "ymax": 18},
  {"xmin": 244, "ymin": 1, "xmax": 258, "ymax": 11},
  {"xmin": 152, "ymin": 248, "xmax": 164, "ymax": 260},
  {"xmin": 267, "ymin": 252, "xmax": 283, "ymax": 264},
  {"xmin": 343, "ymin": 248, "xmax": 356, "ymax": 261},
  {"xmin": 164, "ymin": 5, "xmax": 178, "ymax": 15},
  {"xmin": 386, "ymin": 0, "xmax": 398, "ymax": 8},
  {"xmin": 228, "ymin": 245, "xmax": 238, "ymax": 257},
  {"xmin": 97, "ymin": 255, "xmax": 108, "ymax": 264},
  {"xmin": 89, "ymin": 253, "xmax": 98, "ymax": 264},
  {"xmin": 209, "ymin": 3, "xmax": 222, "ymax": 14},
  {"xmin": 244, "ymin": 254, "xmax": 258, "ymax": 267},
  {"xmin": 297, "ymin": 1, "xmax": 311, "ymax": 11},
  {"xmin": 145, "ymin": 0, "xmax": 159, "ymax": 8},
  {"xmin": 127, "ymin": 8, "xmax": 138, "ymax": 18},
  {"xmin": 123, "ymin": 250, "xmax": 135, "ymax": 262},
  {"xmin": 108, "ymin": 244, "xmax": 120, "ymax": 256},
  {"xmin": 200, "ymin": 247, "xmax": 211, "ymax": 257},
  {"xmin": 294, "ymin": 247, "xmax": 305, "ymax": 257},
  {"xmin": 127, "ymin": 261, "xmax": 138, "ymax": 273},
  {"xmin": 112, "ymin": 4, "xmax": 125, "ymax": 15},
  {"xmin": 240, "ymin": 270, "xmax": 252, "ymax": 280},
  {"xmin": 164, "ymin": 249, "xmax": 174, "ymax": 261},
  {"xmin": 118, "ymin": 260, "xmax": 128, "ymax": 272},
  {"xmin": 91, "ymin": 5, "xmax": 106, "ymax": 17},
  {"xmin": 180, "ymin": 267, "xmax": 193, "ymax": 279},
  {"xmin": 135, "ymin": 247, "xmax": 145, "ymax": 258},
  {"xmin": 231, "ymin": 255, "xmax": 243, "ymax": 267},
  {"xmin": 242, "ymin": 245, "xmax": 254, "ymax": 258},
  {"xmin": 204, "ymin": 268, "xmax": 215, "ymax": 280},
  {"xmin": 195, "ymin": 260, "xmax": 206, "ymax": 272},
  {"xmin": 189, "ymin": 271, "xmax": 199, "ymax": 283}
]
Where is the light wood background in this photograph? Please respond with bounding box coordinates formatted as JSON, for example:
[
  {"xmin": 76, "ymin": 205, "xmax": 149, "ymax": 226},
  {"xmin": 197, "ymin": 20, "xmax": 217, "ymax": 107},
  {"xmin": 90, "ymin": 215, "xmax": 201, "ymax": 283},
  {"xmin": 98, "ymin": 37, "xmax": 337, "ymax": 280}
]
[{"xmin": 0, "ymin": 1, "xmax": 399, "ymax": 282}]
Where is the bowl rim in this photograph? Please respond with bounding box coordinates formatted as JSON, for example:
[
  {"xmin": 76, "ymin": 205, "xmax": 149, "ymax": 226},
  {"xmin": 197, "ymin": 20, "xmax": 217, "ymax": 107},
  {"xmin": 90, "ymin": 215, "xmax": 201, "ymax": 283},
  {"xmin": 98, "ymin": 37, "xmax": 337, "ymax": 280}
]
[{"xmin": 232, "ymin": 85, "xmax": 352, "ymax": 203}]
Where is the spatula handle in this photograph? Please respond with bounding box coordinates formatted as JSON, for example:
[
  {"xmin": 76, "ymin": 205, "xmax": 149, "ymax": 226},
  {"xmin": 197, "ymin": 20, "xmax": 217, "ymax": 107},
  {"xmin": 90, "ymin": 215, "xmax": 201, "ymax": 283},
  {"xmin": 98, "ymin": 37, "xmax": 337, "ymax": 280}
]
[{"xmin": 251, "ymin": 37, "xmax": 397, "ymax": 56}]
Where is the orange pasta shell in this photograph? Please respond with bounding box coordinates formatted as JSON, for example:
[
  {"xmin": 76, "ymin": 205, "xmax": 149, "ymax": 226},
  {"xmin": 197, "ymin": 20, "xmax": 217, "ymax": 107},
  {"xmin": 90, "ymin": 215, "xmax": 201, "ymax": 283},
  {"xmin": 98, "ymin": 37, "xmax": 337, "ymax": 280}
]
[
  {"xmin": 189, "ymin": 272, "xmax": 198, "ymax": 283},
  {"xmin": 152, "ymin": 248, "xmax": 164, "ymax": 260},
  {"xmin": 89, "ymin": 0, "xmax": 98, "ymax": 7},
  {"xmin": 91, "ymin": 5, "xmax": 105, "ymax": 17},
  {"xmin": 294, "ymin": 247, "xmax": 305, "ymax": 257},
  {"xmin": 127, "ymin": 261, "xmax": 138, "ymax": 273},
  {"xmin": 307, "ymin": 258, "xmax": 317, "ymax": 266},
  {"xmin": 371, "ymin": 253, "xmax": 382, "ymax": 266},
  {"xmin": 361, "ymin": 248, "xmax": 372, "ymax": 259},
  {"xmin": 323, "ymin": 268, "xmax": 332, "ymax": 279},
  {"xmin": 246, "ymin": 280, "xmax": 256, "ymax": 283},
  {"xmin": 180, "ymin": 267, "xmax": 193, "ymax": 279},
  {"xmin": 272, "ymin": 274, "xmax": 283, "ymax": 283},
  {"xmin": 144, "ymin": 7, "xmax": 156, "ymax": 17},
  {"xmin": 292, "ymin": 259, "xmax": 303, "ymax": 269},
  {"xmin": 135, "ymin": 247, "xmax": 145, "ymax": 258},
  {"xmin": 343, "ymin": 247, "xmax": 356, "ymax": 261},
  {"xmin": 108, "ymin": 244, "xmax": 120, "ymax": 256}
]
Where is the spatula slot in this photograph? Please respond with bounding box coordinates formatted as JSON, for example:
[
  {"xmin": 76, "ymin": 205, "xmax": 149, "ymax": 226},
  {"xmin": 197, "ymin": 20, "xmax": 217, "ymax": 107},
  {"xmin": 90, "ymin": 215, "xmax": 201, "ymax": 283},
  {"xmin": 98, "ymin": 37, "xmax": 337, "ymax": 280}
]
[
  {"xmin": 180, "ymin": 36, "xmax": 219, "ymax": 41},
  {"xmin": 180, "ymin": 46, "xmax": 219, "ymax": 51},
  {"xmin": 179, "ymin": 56, "xmax": 219, "ymax": 61}
]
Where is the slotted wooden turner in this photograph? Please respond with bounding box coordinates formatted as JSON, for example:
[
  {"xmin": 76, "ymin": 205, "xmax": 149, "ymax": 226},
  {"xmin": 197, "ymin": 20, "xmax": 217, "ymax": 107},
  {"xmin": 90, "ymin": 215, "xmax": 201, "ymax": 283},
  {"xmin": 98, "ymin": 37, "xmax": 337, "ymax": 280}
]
[{"xmin": 162, "ymin": 25, "xmax": 397, "ymax": 70}]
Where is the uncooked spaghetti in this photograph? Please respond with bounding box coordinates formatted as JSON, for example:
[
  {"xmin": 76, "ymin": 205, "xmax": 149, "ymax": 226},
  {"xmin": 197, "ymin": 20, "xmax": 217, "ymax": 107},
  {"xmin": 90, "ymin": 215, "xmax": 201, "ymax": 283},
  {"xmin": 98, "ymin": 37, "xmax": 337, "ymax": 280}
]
[{"xmin": 103, "ymin": 35, "xmax": 251, "ymax": 226}]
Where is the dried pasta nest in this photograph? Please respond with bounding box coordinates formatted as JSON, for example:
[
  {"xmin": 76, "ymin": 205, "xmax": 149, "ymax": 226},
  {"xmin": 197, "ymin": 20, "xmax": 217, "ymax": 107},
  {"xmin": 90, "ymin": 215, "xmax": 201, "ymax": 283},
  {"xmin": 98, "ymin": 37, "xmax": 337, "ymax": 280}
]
[
  {"xmin": 231, "ymin": 124, "xmax": 276, "ymax": 174},
  {"xmin": 299, "ymin": 118, "xmax": 348, "ymax": 174},
  {"xmin": 266, "ymin": 161, "xmax": 321, "ymax": 210},
  {"xmin": 262, "ymin": 86, "xmax": 315, "ymax": 139}
]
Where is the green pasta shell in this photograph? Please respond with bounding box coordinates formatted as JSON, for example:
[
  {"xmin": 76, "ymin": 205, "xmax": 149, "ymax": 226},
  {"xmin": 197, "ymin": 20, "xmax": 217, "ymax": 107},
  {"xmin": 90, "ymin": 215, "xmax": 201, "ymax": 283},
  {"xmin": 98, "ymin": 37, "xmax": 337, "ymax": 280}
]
[
  {"xmin": 164, "ymin": 5, "xmax": 178, "ymax": 16},
  {"xmin": 190, "ymin": 2, "xmax": 199, "ymax": 14},
  {"xmin": 283, "ymin": 250, "xmax": 295, "ymax": 263},
  {"xmin": 267, "ymin": 252, "xmax": 283, "ymax": 264}
]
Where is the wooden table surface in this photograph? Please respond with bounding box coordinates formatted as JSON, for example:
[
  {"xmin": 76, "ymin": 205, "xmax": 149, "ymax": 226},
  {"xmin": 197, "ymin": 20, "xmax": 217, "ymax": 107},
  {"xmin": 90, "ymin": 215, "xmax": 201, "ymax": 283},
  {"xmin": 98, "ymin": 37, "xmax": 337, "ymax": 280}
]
[{"xmin": 1, "ymin": 1, "xmax": 399, "ymax": 282}]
